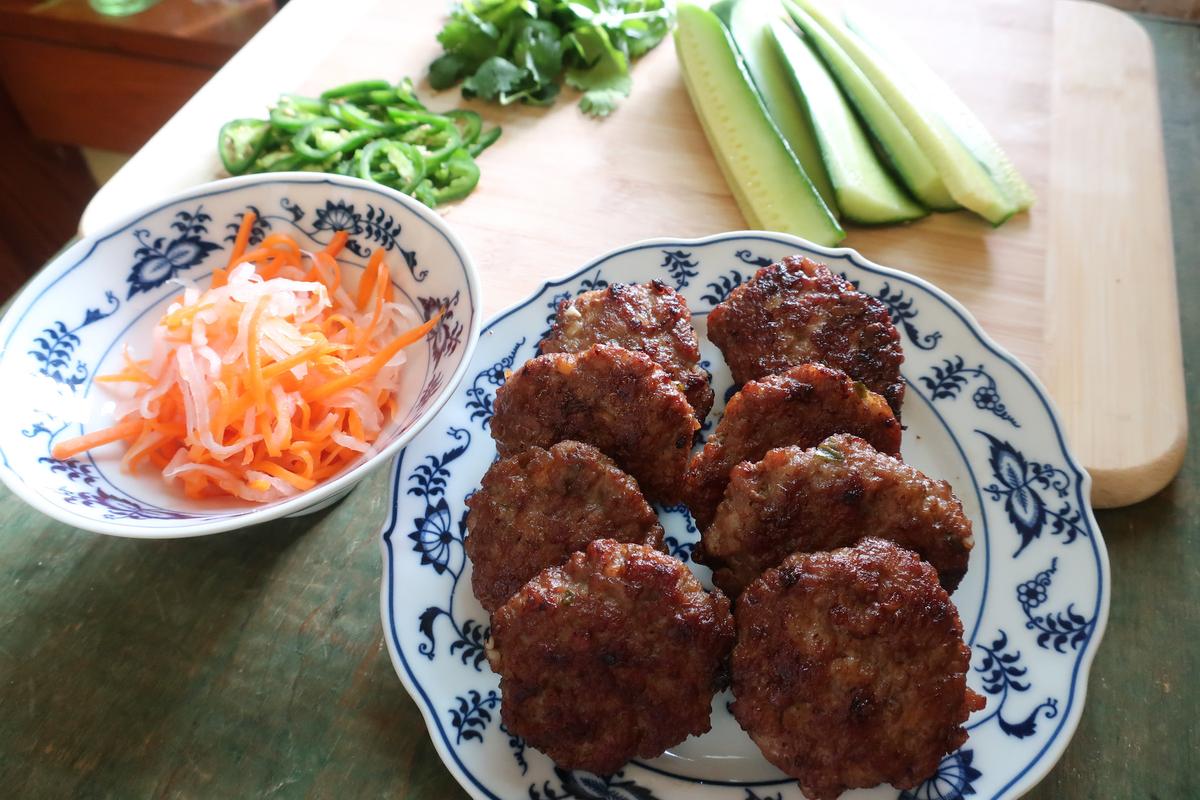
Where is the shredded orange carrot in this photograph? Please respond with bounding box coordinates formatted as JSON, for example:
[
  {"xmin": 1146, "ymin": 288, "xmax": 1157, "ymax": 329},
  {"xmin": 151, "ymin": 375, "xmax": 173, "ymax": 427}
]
[
  {"xmin": 52, "ymin": 418, "xmax": 144, "ymax": 461},
  {"xmin": 247, "ymin": 296, "xmax": 269, "ymax": 409},
  {"xmin": 308, "ymin": 312, "xmax": 441, "ymax": 402},
  {"xmin": 357, "ymin": 247, "xmax": 386, "ymax": 311},
  {"xmin": 49, "ymin": 230, "xmax": 440, "ymax": 503},
  {"xmin": 227, "ymin": 210, "xmax": 256, "ymax": 267},
  {"xmin": 324, "ymin": 230, "xmax": 349, "ymax": 258}
]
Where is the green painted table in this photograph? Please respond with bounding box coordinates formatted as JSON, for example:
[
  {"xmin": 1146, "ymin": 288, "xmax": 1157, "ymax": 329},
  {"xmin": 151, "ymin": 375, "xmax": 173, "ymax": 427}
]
[{"xmin": 2, "ymin": 16, "xmax": 1196, "ymax": 800}]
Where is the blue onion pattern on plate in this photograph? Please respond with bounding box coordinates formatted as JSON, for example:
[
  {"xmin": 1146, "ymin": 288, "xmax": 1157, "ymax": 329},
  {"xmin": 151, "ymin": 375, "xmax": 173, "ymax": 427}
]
[
  {"xmin": 0, "ymin": 173, "xmax": 480, "ymax": 537},
  {"xmin": 379, "ymin": 232, "xmax": 1109, "ymax": 799}
]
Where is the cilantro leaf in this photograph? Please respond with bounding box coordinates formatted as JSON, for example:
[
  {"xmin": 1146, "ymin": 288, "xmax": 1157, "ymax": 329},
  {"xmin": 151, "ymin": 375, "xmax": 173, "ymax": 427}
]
[
  {"xmin": 428, "ymin": 53, "xmax": 467, "ymax": 90},
  {"xmin": 436, "ymin": 15, "xmax": 500, "ymax": 64},
  {"xmin": 428, "ymin": 0, "xmax": 672, "ymax": 115},
  {"xmin": 505, "ymin": 79, "xmax": 562, "ymax": 107},
  {"xmin": 568, "ymin": 58, "xmax": 632, "ymax": 117},
  {"xmin": 579, "ymin": 86, "xmax": 627, "ymax": 116},
  {"xmin": 565, "ymin": 26, "xmax": 633, "ymax": 115},
  {"xmin": 614, "ymin": 9, "xmax": 671, "ymax": 58},
  {"xmin": 563, "ymin": 23, "xmax": 617, "ymax": 66},
  {"xmin": 462, "ymin": 56, "xmax": 530, "ymax": 104},
  {"xmin": 512, "ymin": 19, "xmax": 564, "ymax": 85}
]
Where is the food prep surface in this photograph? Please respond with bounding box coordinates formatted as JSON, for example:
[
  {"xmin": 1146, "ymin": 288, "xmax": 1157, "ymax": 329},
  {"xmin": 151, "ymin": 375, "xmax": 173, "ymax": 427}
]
[{"xmin": 0, "ymin": 4, "xmax": 1195, "ymax": 800}]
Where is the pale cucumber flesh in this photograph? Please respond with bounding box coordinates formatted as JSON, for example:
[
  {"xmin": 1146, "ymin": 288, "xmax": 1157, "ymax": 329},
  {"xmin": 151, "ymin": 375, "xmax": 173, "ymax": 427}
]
[
  {"xmin": 712, "ymin": 0, "xmax": 839, "ymax": 215},
  {"xmin": 788, "ymin": 0, "xmax": 1017, "ymax": 225},
  {"xmin": 770, "ymin": 20, "xmax": 925, "ymax": 224},
  {"xmin": 781, "ymin": 0, "xmax": 956, "ymax": 210},
  {"xmin": 845, "ymin": 8, "xmax": 1034, "ymax": 210},
  {"xmin": 674, "ymin": 3, "xmax": 843, "ymax": 245}
]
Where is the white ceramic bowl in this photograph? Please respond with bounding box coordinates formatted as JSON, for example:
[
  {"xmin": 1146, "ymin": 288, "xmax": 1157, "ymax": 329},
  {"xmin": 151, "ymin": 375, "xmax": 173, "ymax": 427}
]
[{"xmin": 0, "ymin": 173, "xmax": 481, "ymax": 537}]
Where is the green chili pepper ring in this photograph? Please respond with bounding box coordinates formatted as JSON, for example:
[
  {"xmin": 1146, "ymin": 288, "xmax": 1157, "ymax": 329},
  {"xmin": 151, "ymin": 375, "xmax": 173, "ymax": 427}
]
[
  {"xmin": 218, "ymin": 119, "xmax": 271, "ymax": 175},
  {"xmin": 429, "ymin": 149, "xmax": 481, "ymax": 204},
  {"xmin": 217, "ymin": 79, "xmax": 501, "ymax": 207},
  {"xmin": 357, "ymin": 140, "xmax": 427, "ymax": 193}
]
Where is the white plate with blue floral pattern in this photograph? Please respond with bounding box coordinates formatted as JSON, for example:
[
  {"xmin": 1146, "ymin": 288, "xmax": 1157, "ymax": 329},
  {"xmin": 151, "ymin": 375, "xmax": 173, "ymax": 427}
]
[{"xmin": 379, "ymin": 232, "xmax": 1109, "ymax": 800}]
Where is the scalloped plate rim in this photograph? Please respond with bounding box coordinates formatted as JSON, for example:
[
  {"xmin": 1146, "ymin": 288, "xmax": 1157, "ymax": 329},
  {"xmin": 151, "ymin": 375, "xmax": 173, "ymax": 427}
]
[{"xmin": 378, "ymin": 230, "xmax": 1110, "ymax": 800}]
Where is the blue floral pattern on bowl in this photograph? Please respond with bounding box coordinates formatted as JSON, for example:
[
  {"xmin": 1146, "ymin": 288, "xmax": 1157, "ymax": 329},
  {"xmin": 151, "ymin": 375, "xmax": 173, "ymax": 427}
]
[
  {"xmin": 0, "ymin": 174, "xmax": 480, "ymax": 537},
  {"xmin": 380, "ymin": 232, "xmax": 1109, "ymax": 800}
]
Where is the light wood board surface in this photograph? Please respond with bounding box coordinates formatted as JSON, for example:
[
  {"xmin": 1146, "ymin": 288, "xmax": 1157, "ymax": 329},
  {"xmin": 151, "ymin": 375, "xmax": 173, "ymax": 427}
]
[
  {"xmin": 1047, "ymin": 0, "xmax": 1185, "ymax": 507},
  {"xmin": 79, "ymin": 0, "xmax": 1185, "ymax": 507}
]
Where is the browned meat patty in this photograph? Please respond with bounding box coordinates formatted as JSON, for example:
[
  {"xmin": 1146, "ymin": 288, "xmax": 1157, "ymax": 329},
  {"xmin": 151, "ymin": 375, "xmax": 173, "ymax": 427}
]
[
  {"xmin": 465, "ymin": 441, "xmax": 665, "ymax": 613},
  {"xmin": 706, "ymin": 255, "xmax": 905, "ymax": 416},
  {"xmin": 684, "ymin": 363, "xmax": 901, "ymax": 530},
  {"xmin": 697, "ymin": 434, "xmax": 974, "ymax": 598},
  {"xmin": 490, "ymin": 344, "xmax": 698, "ymax": 504},
  {"xmin": 488, "ymin": 539, "xmax": 735, "ymax": 775},
  {"xmin": 540, "ymin": 281, "xmax": 714, "ymax": 424},
  {"xmin": 731, "ymin": 538, "xmax": 985, "ymax": 800}
]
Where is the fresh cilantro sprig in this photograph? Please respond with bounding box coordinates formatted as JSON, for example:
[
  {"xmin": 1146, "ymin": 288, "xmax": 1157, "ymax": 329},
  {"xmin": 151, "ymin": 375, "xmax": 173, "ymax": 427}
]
[{"xmin": 429, "ymin": 0, "xmax": 673, "ymax": 117}]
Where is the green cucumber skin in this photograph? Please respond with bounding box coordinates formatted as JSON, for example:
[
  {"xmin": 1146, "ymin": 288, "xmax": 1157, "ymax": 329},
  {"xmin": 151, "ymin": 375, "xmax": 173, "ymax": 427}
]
[
  {"xmin": 788, "ymin": 0, "xmax": 1017, "ymax": 225},
  {"xmin": 712, "ymin": 0, "xmax": 839, "ymax": 216},
  {"xmin": 769, "ymin": 20, "xmax": 926, "ymax": 224},
  {"xmin": 781, "ymin": 0, "xmax": 957, "ymax": 211},
  {"xmin": 844, "ymin": 8, "xmax": 1034, "ymax": 211},
  {"xmin": 675, "ymin": 3, "xmax": 844, "ymax": 245}
]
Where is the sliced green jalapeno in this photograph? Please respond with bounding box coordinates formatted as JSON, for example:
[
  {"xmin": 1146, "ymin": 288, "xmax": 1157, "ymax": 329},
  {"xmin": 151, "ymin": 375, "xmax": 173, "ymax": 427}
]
[
  {"xmin": 428, "ymin": 148, "xmax": 480, "ymax": 204},
  {"xmin": 292, "ymin": 118, "xmax": 375, "ymax": 161},
  {"xmin": 444, "ymin": 110, "xmax": 482, "ymax": 146},
  {"xmin": 249, "ymin": 149, "xmax": 307, "ymax": 174},
  {"xmin": 468, "ymin": 126, "xmax": 502, "ymax": 157},
  {"xmin": 328, "ymin": 102, "xmax": 394, "ymax": 134},
  {"xmin": 218, "ymin": 118, "xmax": 271, "ymax": 175},
  {"xmin": 356, "ymin": 140, "xmax": 426, "ymax": 192},
  {"xmin": 268, "ymin": 94, "xmax": 326, "ymax": 132},
  {"xmin": 319, "ymin": 79, "xmax": 393, "ymax": 101},
  {"xmin": 411, "ymin": 179, "xmax": 438, "ymax": 208},
  {"xmin": 218, "ymin": 78, "xmax": 494, "ymax": 204},
  {"xmin": 385, "ymin": 109, "xmax": 462, "ymax": 165}
]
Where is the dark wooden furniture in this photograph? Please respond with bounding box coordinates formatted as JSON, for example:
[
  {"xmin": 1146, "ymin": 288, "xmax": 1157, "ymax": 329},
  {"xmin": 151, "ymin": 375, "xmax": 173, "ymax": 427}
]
[
  {"xmin": 0, "ymin": 0, "xmax": 274, "ymax": 299},
  {"xmin": 0, "ymin": 0, "xmax": 275, "ymax": 151}
]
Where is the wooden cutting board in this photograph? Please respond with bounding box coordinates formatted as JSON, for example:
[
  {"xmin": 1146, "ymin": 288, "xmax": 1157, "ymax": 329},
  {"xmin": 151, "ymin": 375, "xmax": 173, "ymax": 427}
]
[{"xmin": 80, "ymin": 0, "xmax": 1184, "ymax": 507}]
